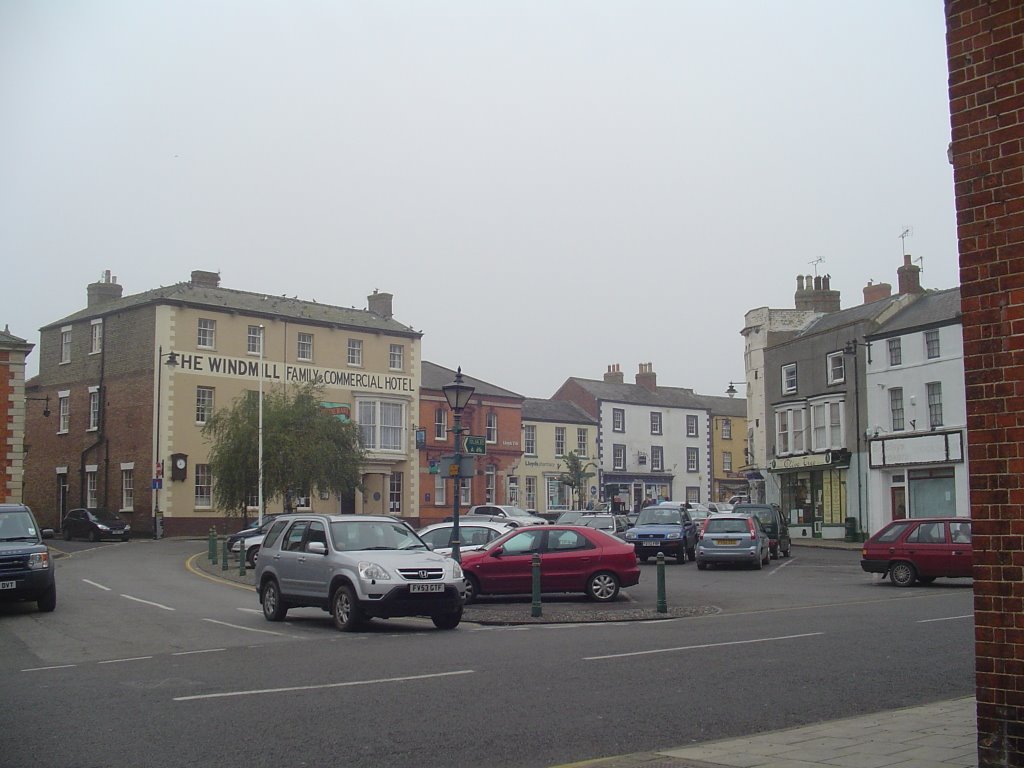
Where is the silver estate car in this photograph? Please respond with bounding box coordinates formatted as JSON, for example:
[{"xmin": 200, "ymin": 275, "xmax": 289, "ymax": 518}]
[{"xmin": 696, "ymin": 513, "xmax": 770, "ymax": 570}]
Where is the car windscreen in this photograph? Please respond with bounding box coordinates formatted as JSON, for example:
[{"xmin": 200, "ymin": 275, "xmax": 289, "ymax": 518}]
[
  {"xmin": 503, "ymin": 507, "xmax": 534, "ymax": 518},
  {"xmin": 0, "ymin": 510, "xmax": 39, "ymax": 541},
  {"xmin": 92, "ymin": 509, "xmax": 123, "ymax": 522},
  {"xmin": 636, "ymin": 509, "xmax": 681, "ymax": 526},
  {"xmin": 582, "ymin": 516, "xmax": 613, "ymax": 529},
  {"xmin": 330, "ymin": 520, "xmax": 427, "ymax": 551}
]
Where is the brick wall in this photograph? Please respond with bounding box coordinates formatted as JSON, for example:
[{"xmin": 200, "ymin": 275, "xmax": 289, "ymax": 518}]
[
  {"xmin": 946, "ymin": 3, "xmax": 1024, "ymax": 765},
  {"xmin": 1, "ymin": 351, "xmax": 13, "ymax": 502}
]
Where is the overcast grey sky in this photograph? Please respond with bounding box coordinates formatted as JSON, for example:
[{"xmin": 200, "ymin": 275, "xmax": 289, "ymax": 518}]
[{"xmin": 1, "ymin": 2, "xmax": 956, "ymax": 399}]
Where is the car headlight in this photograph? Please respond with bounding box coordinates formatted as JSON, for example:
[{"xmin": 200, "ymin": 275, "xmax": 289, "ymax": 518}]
[
  {"xmin": 28, "ymin": 551, "xmax": 50, "ymax": 570},
  {"xmin": 357, "ymin": 561, "xmax": 392, "ymax": 581},
  {"xmin": 625, "ymin": 530, "xmax": 637, "ymax": 540},
  {"xmin": 97, "ymin": 524, "xmax": 110, "ymax": 531},
  {"xmin": 667, "ymin": 532, "xmax": 680, "ymax": 539},
  {"xmin": 124, "ymin": 524, "xmax": 131, "ymax": 531},
  {"xmin": 451, "ymin": 562, "xmax": 464, "ymax": 580}
]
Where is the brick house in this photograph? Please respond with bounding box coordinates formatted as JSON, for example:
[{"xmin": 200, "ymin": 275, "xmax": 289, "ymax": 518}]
[{"xmin": 1, "ymin": 326, "xmax": 34, "ymax": 504}]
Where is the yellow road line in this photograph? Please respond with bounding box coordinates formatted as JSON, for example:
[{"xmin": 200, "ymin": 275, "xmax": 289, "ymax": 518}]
[{"xmin": 185, "ymin": 552, "xmax": 257, "ymax": 591}]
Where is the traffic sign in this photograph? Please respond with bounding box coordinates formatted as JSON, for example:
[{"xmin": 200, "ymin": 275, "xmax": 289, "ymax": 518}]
[{"xmin": 464, "ymin": 436, "xmax": 487, "ymax": 455}]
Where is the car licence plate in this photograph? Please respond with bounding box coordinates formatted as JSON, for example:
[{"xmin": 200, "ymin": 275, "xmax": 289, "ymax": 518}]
[
  {"xmin": 0, "ymin": 580, "xmax": 16, "ymax": 590},
  {"xmin": 409, "ymin": 583, "xmax": 444, "ymax": 593},
  {"xmin": 642, "ymin": 541, "xmax": 662, "ymax": 546},
  {"xmin": 714, "ymin": 539, "xmax": 740, "ymax": 546}
]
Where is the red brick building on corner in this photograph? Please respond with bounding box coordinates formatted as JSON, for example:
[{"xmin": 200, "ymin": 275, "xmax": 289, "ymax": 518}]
[{"xmin": 1, "ymin": 326, "xmax": 34, "ymax": 504}]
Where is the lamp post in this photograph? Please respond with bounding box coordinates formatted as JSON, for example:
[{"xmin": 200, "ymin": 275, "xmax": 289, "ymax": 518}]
[
  {"xmin": 153, "ymin": 346, "xmax": 179, "ymax": 539},
  {"xmin": 257, "ymin": 324, "xmax": 264, "ymax": 528},
  {"xmin": 844, "ymin": 340, "xmax": 869, "ymax": 540},
  {"xmin": 725, "ymin": 381, "xmax": 746, "ymax": 398},
  {"xmin": 442, "ymin": 367, "xmax": 475, "ymax": 563}
]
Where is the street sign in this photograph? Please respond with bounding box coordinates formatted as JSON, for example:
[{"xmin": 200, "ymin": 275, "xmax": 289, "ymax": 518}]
[
  {"xmin": 439, "ymin": 454, "xmax": 475, "ymax": 478},
  {"xmin": 464, "ymin": 436, "xmax": 487, "ymax": 455}
]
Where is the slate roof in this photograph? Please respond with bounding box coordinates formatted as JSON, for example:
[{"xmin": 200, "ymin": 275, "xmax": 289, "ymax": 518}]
[
  {"xmin": 0, "ymin": 325, "xmax": 32, "ymax": 349},
  {"xmin": 421, "ymin": 361, "xmax": 523, "ymax": 399},
  {"xmin": 866, "ymin": 288, "xmax": 962, "ymax": 338},
  {"xmin": 694, "ymin": 394, "xmax": 747, "ymax": 418},
  {"xmin": 522, "ymin": 398, "xmax": 598, "ymax": 424},
  {"xmin": 796, "ymin": 294, "xmax": 903, "ymax": 337},
  {"xmin": 43, "ymin": 281, "xmax": 421, "ymax": 338},
  {"xmin": 559, "ymin": 377, "xmax": 709, "ymax": 410}
]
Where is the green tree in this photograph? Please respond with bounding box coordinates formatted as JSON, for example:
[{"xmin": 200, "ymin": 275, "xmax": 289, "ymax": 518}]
[
  {"xmin": 202, "ymin": 384, "xmax": 364, "ymax": 520},
  {"xmin": 557, "ymin": 451, "xmax": 597, "ymax": 510}
]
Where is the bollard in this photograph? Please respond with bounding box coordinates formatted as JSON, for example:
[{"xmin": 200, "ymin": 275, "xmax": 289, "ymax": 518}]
[
  {"xmin": 208, "ymin": 527, "xmax": 216, "ymax": 562},
  {"xmin": 531, "ymin": 553, "xmax": 542, "ymax": 618},
  {"xmin": 221, "ymin": 537, "xmax": 229, "ymax": 571},
  {"xmin": 238, "ymin": 539, "xmax": 246, "ymax": 576},
  {"xmin": 656, "ymin": 552, "xmax": 667, "ymax": 613}
]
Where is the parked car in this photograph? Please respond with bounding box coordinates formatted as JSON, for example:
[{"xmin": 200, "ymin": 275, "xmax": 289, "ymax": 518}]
[
  {"xmin": 623, "ymin": 502, "xmax": 698, "ymax": 563},
  {"xmin": 228, "ymin": 516, "xmax": 280, "ymax": 567},
  {"xmin": 255, "ymin": 514, "xmax": 466, "ymax": 631},
  {"xmin": 0, "ymin": 503, "xmax": 56, "ymax": 612},
  {"xmin": 62, "ymin": 508, "xmax": 131, "ymax": 542},
  {"xmin": 860, "ymin": 517, "xmax": 972, "ymax": 587},
  {"xmin": 555, "ymin": 510, "xmax": 585, "ymax": 525},
  {"xmin": 733, "ymin": 503, "xmax": 792, "ymax": 559},
  {"xmin": 460, "ymin": 525, "xmax": 640, "ymax": 603},
  {"xmin": 728, "ymin": 494, "xmax": 750, "ymax": 505},
  {"xmin": 708, "ymin": 502, "xmax": 733, "ymax": 513},
  {"xmin": 696, "ymin": 513, "xmax": 770, "ymax": 570},
  {"xmin": 463, "ymin": 504, "xmax": 550, "ymax": 527},
  {"xmin": 417, "ymin": 519, "xmax": 514, "ymax": 556},
  {"xmin": 577, "ymin": 513, "xmax": 631, "ymax": 539}
]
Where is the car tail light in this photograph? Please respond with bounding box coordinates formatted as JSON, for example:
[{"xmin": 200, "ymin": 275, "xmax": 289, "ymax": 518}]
[{"xmin": 747, "ymin": 517, "xmax": 757, "ymax": 537}]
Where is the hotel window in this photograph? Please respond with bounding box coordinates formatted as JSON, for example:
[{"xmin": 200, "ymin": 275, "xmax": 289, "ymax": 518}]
[
  {"xmin": 297, "ymin": 332, "xmax": 313, "ymax": 361},
  {"xmin": 357, "ymin": 400, "xmax": 404, "ymax": 451},
  {"xmin": 485, "ymin": 465, "xmax": 496, "ymax": 503},
  {"xmin": 723, "ymin": 451, "xmax": 733, "ymax": 471},
  {"xmin": 486, "ymin": 413, "xmax": 498, "ymax": 443},
  {"xmin": 196, "ymin": 386, "xmax": 215, "ymax": 424},
  {"xmin": 613, "ymin": 444, "xmax": 626, "ymax": 471},
  {"xmin": 389, "ymin": 344, "xmax": 404, "ymax": 371},
  {"xmin": 90, "ymin": 319, "xmax": 103, "ymax": 354},
  {"xmin": 247, "ymin": 325, "xmax": 263, "ymax": 355},
  {"xmin": 686, "ymin": 487, "xmax": 701, "ymax": 504},
  {"xmin": 577, "ymin": 428, "xmax": 588, "ymax": 457},
  {"xmin": 612, "ymin": 408, "xmax": 625, "ymax": 432},
  {"xmin": 686, "ymin": 415, "xmax": 698, "ymax": 437},
  {"xmin": 121, "ymin": 466, "xmax": 134, "ymax": 511},
  {"xmin": 57, "ymin": 391, "xmax": 70, "ymax": 434},
  {"xmin": 555, "ymin": 427, "xmax": 566, "ymax": 456},
  {"xmin": 888, "ymin": 337, "xmax": 902, "ymax": 366},
  {"xmin": 195, "ymin": 464, "xmax": 212, "ymax": 507},
  {"xmin": 890, "ymin": 387, "xmax": 905, "ymax": 431},
  {"xmin": 459, "ymin": 477, "xmax": 471, "ymax": 506},
  {"xmin": 88, "ymin": 387, "xmax": 99, "ymax": 431},
  {"xmin": 686, "ymin": 447, "xmax": 699, "ymax": 472},
  {"xmin": 389, "ymin": 472, "xmax": 403, "ymax": 514},
  {"xmin": 507, "ymin": 476, "xmax": 519, "ymax": 506},
  {"xmin": 925, "ymin": 329, "xmax": 941, "ymax": 359},
  {"xmin": 777, "ymin": 410, "xmax": 790, "ymax": 454},
  {"xmin": 651, "ymin": 412, "xmax": 662, "ymax": 435},
  {"xmin": 86, "ymin": 467, "xmax": 98, "ymax": 508},
  {"xmin": 827, "ymin": 351, "xmax": 845, "ymax": 384},
  {"xmin": 524, "ymin": 425, "xmax": 537, "ymax": 455},
  {"xmin": 525, "ymin": 476, "xmax": 537, "ymax": 509},
  {"xmin": 197, "ymin": 318, "xmax": 216, "ymax": 349},
  {"xmin": 434, "ymin": 408, "xmax": 447, "ymax": 440},
  {"xmin": 782, "ymin": 363, "xmax": 797, "ymax": 394},
  {"xmin": 927, "ymin": 382, "xmax": 943, "ymax": 428},
  {"xmin": 60, "ymin": 327, "xmax": 72, "ymax": 364},
  {"xmin": 811, "ymin": 401, "xmax": 844, "ymax": 450},
  {"xmin": 347, "ymin": 338, "xmax": 363, "ymax": 366},
  {"xmin": 652, "ymin": 445, "xmax": 664, "ymax": 471},
  {"xmin": 721, "ymin": 418, "xmax": 732, "ymax": 439},
  {"xmin": 792, "ymin": 409, "xmax": 805, "ymax": 452},
  {"xmin": 433, "ymin": 474, "xmax": 446, "ymax": 506}
]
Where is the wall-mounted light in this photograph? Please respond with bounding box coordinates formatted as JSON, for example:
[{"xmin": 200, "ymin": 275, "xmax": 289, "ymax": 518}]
[
  {"xmin": 725, "ymin": 381, "xmax": 746, "ymax": 398},
  {"xmin": 27, "ymin": 395, "xmax": 51, "ymax": 417}
]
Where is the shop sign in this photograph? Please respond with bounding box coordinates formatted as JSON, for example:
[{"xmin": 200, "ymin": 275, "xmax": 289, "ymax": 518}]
[{"xmin": 769, "ymin": 451, "xmax": 836, "ymax": 471}]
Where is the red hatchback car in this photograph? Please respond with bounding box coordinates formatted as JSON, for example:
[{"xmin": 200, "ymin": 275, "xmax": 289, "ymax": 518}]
[
  {"xmin": 860, "ymin": 517, "xmax": 972, "ymax": 587},
  {"xmin": 460, "ymin": 525, "xmax": 640, "ymax": 603}
]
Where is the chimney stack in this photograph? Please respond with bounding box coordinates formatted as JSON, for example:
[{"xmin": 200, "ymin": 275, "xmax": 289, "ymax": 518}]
[
  {"xmin": 87, "ymin": 270, "xmax": 124, "ymax": 307},
  {"xmin": 794, "ymin": 273, "xmax": 841, "ymax": 312},
  {"xmin": 862, "ymin": 279, "xmax": 893, "ymax": 304},
  {"xmin": 190, "ymin": 270, "xmax": 220, "ymax": 288},
  {"xmin": 636, "ymin": 362, "xmax": 657, "ymax": 391},
  {"xmin": 367, "ymin": 289, "xmax": 393, "ymax": 320},
  {"xmin": 897, "ymin": 254, "xmax": 923, "ymax": 295},
  {"xmin": 603, "ymin": 364, "xmax": 624, "ymax": 384}
]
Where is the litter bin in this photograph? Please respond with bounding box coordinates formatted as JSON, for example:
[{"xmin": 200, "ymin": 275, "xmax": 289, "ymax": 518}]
[{"xmin": 845, "ymin": 516, "xmax": 858, "ymax": 542}]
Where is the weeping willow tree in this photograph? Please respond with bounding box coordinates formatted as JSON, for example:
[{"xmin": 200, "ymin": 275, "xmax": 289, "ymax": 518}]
[{"xmin": 202, "ymin": 383, "xmax": 364, "ymax": 520}]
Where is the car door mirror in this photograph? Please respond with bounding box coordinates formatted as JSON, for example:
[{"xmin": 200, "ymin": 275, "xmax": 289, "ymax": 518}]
[
  {"xmin": 41, "ymin": 528, "xmax": 54, "ymax": 539},
  {"xmin": 306, "ymin": 541, "xmax": 327, "ymax": 555},
  {"xmin": 490, "ymin": 546, "xmax": 504, "ymax": 557}
]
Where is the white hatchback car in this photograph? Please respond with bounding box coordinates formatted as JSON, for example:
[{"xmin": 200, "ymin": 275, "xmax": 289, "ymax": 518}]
[{"xmin": 417, "ymin": 520, "xmax": 514, "ymax": 556}]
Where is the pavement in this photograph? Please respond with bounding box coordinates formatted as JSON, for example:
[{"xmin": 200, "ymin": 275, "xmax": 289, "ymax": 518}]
[{"xmin": 187, "ymin": 536, "xmax": 981, "ymax": 768}]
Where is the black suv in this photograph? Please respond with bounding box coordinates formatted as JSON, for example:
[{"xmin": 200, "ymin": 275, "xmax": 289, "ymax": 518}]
[
  {"xmin": 733, "ymin": 503, "xmax": 791, "ymax": 559},
  {"xmin": 0, "ymin": 504, "xmax": 56, "ymax": 612}
]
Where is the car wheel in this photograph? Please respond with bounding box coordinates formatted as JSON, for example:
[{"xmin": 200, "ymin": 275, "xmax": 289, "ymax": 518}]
[
  {"xmin": 37, "ymin": 583, "xmax": 57, "ymax": 613},
  {"xmin": 770, "ymin": 546, "xmax": 779, "ymax": 560},
  {"xmin": 431, "ymin": 608, "xmax": 463, "ymax": 630},
  {"xmin": 90, "ymin": 530, "xmax": 100, "ymax": 543},
  {"xmin": 331, "ymin": 585, "xmax": 364, "ymax": 631},
  {"xmin": 762, "ymin": 547, "xmax": 770, "ymax": 565},
  {"xmin": 753, "ymin": 553, "xmax": 763, "ymax": 570},
  {"xmin": 687, "ymin": 546, "xmax": 696, "ymax": 562},
  {"xmin": 676, "ymin": 552, "xmax": 687, "ymax": 564},
  {"xmin": 261, "ymin": 579, "xmax": 288, "ymax": 621},
  {"xmin": 63, "ymin": 528, "xmax": 72, "ymax": 541},
  {"xmin": 638, "ymin": 555, "xmax": 649, "ymax": 563},
  {"xmin": 586, "ymin": 571, "xmax": 620, "ymax": 602},
  {"xmin": 889, "ymin": 561, "xmax": 917, "ymax": 587},
  {"xmin": 245, "ymin": 545, "xmax": 260, "ymax": 567},
  {"xmin": 463, "ymin": 574, "xmax": 480, "ymax": 604},
  {"xmin": 697, "ymin": 560, "xmax": 708, "ymax": 570},
  {"xmin": 782, "ymin": 544, "xmax": 791, "ymax": 558}
]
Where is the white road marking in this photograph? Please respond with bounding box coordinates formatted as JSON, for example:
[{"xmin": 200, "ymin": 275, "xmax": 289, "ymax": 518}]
[
  {"xmin": 99, "ymin": 656, "xmax": 153, "ymax": 665},
  {"xmin": 202, "ymin": 618, "xmax": 289, "ymax": 636},
  {"xmin": 173, "ymin": 669, "xmax": 475, "ymax": 701},
  {"xmin": 918, "ymin": 614, "xmax": 974, "ymax": 623},
  {"xmin": 173, "ymin": 648, "xmax": 227, "ymax": 656},
  {"xmin": 82, "ymin": 579, "xmax": 111, "ymax": 591},
  {"xmin": 22, "ymin": 664, "xmax": 77, "ymax": 672},
  {"xmin": 767, "ymin": 558, "xmax": 797, "ymax": 575},
  {"xmin": 237, "ymin": 607, "xmax": 262, "ymax": 614},
  {"xmin": 121, "ymin": 594, "xmax": 175, "ymax": 611},
  {"xmin": 584, "ymin": 632, "xmax": 824, "ymax": 660}
]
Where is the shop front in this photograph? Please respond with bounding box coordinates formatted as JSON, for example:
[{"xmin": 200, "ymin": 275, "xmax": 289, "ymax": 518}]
[
  {"xmin": 602, "ymin": 473, "xmax": 675, "ymax": 513},
  {"xmin": 769, "ymin": 450, "xmax": 850, "ymax": 540}
]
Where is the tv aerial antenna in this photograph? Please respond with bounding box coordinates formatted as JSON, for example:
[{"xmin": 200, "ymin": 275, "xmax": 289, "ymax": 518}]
[
  {"xmin": 808, "ymin": 256, "xmax": 824, "ymax": 276},
  {"xmin": 899, "ymin": 226, "xmax": 913, "ymax": 256}
]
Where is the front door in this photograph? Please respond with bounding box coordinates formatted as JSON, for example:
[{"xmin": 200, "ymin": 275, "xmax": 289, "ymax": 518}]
[
  {"xmin": 542, "ymin": 529, "xmax": 593, "ymax": 591},
  {"xmin": 275, "ymin": 520, "xmax": 310, "ymax": 596}
]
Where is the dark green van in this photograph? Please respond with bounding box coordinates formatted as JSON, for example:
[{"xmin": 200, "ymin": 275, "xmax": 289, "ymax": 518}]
[{"xmin": 733, "ymin": 503, "xmax": 791, "ymax": 559}]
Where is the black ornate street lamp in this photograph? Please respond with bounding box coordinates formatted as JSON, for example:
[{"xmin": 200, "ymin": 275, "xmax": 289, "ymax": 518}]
[
  {"xmin": 26, "ymin": 395, "xmax": 51, "ymax": 417},
  {"xmin": 441, "ymin": 367, "xmax": 475, "ymax": 563},
  {"xmin": 153, "ymin": 347, "xmax": 179, "ymax": 539}
]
